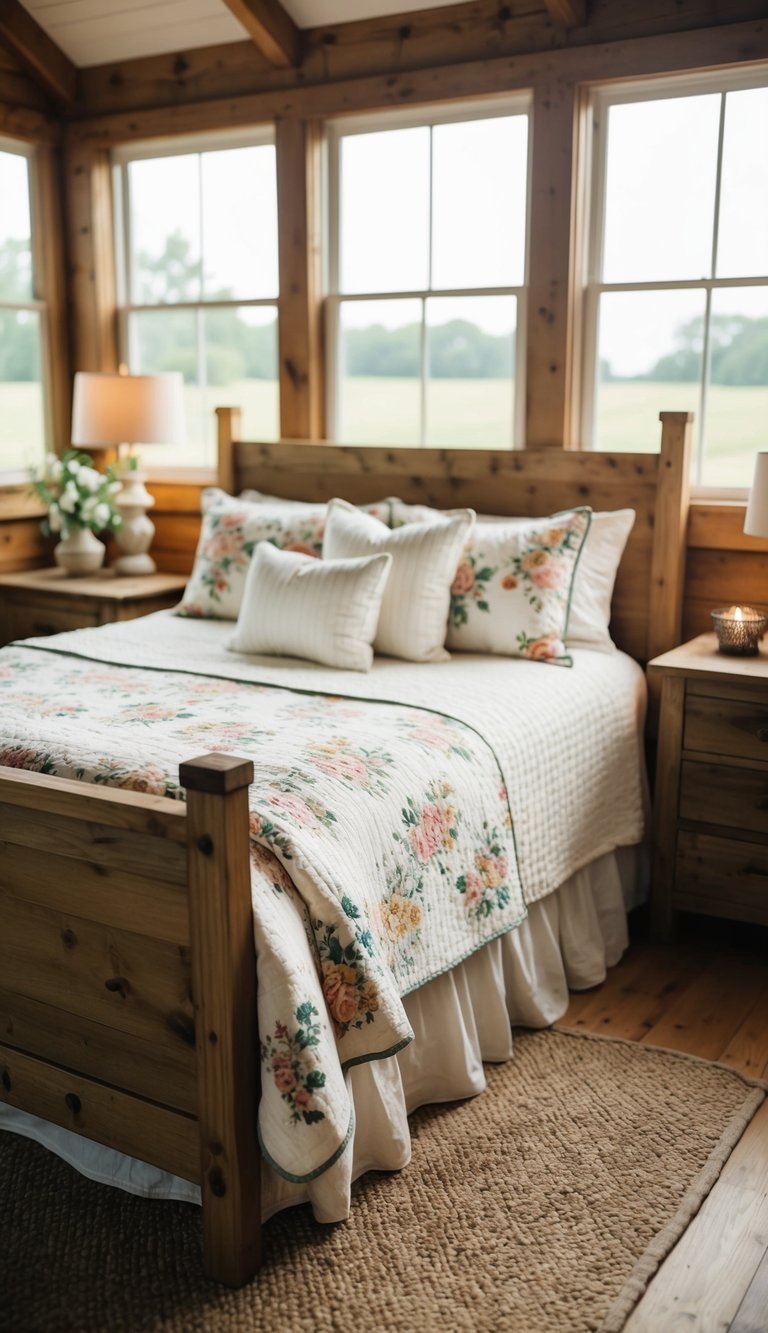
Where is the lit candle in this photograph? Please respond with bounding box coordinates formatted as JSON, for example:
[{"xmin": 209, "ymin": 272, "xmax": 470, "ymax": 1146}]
[{"xmin": 712, "ymin": 605, "xmax": 768, "ymax": 654}]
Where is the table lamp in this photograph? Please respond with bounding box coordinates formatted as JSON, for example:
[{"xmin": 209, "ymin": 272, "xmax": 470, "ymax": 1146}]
[
  {"xmin": 71, "ymin": 371, "xmax": 185, "ymax": 575},
  {"xmin": 745, "ymin": 451, "xmax": 768, "ymax": 542}
]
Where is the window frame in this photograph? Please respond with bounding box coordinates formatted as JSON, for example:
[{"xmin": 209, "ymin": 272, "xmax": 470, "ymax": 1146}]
[
  {"xmin": 112, "ymin": 125, "xmax": 279, "ymax": 474},
  {"xmin": 0, "ymin": 135, "xmax": 52, "ymax": 485},
  {"xmin": 325, "ymin": 94, "xmax": 533, "ymax": 450},
  {"xmin": 582, "ymin": 65, "xmax": 768, "ymax": 495}
]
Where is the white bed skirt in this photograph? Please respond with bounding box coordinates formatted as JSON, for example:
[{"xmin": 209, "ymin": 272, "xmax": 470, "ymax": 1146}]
[{"xmin": 0, "ymin": 844, "xmax": 647, "ymax": 1222}]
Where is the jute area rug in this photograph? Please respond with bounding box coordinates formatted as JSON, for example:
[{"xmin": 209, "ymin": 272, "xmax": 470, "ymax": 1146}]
[{"xmin": 2, "ymin": 1029, "xmax": 763, "ymax": 1333}]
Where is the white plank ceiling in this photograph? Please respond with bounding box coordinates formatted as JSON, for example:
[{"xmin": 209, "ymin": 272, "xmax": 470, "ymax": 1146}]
[{"xmin": 19, "ymin": 0, "xmax": 462, "ymax": 68}]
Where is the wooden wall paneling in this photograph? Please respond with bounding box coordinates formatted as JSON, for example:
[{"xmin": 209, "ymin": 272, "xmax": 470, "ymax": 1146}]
[
  {"xmin": 72, "ymin": 5, "xmax": 768, "ymax": 119},
  {"xmin": 64, "ymin": 134, "xmax": 118, "ymax": 373},
  {"xmin": 0, "ymin": 518, "xmax": 49, "ymax": 573},
  {"xmin": 526, "ymin": 81, "xmax": 579, "ymax": 448},
  {"xmin": 0, "ymin": 0, "xmax": 77, "ymax": 106},
  {"xmin": 32, "ymin": 142, "xmax": 72, "ymax": 452},
  {"xmin": 683, "ymin": 503, "xmax": 768, "ymax": 637},
  {"xmin": 276, "ymin": 118, "xmax": 324, "ymax": 440},
  {"xmin": 64, "ymin": 21, "xmax": 768, "ymax": 147},
  {"xmin": 0, "ymin": 38, "xmax": 51, "ymax": 111}
]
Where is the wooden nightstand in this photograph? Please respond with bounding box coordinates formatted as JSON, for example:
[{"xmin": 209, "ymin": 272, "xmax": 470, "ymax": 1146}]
[
  {"xmin": 649, "ymin": 634, "xmax": 768, "ymax": 940},
  {"xmin": 0, "ymin": 568, "xmax": 188, "ymax": 647}
]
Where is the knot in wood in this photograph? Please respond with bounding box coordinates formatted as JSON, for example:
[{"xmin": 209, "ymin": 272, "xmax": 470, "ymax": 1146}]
[
  {"xmin": 208, "ymin": 1165, "xmax": 226, "ymax": 1198},
  {"xmin": 65, "ymin": 1092, "xmax": 82, "ymax": 1115},
  {"xmin": 104, "ymin": 976, "xmax": 130, "ymax": 998},
  {"xmin": 197, "ymin": 834, "xmax": 214, "ymax": 855},
  {"xmin": 1, "ymin": 1070, "xmax": 11, "ymax": 1092},
  {"xmin": 61, "ymin": 928, "xmax": 78, "ymax": 950}
]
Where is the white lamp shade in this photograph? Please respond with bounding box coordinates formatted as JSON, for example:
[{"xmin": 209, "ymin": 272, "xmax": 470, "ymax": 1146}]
[
  {"xmin": 744, "ymin": 452, "xmax": 768, "ymax": 539},
  {"xmin": 71, "ymin": 372, "xmax": 186, "ymax": 448}
]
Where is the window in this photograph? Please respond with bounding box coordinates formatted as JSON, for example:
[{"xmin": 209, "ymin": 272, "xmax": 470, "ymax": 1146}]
[
  {"xmin": 0, "ymin": 140, "xmax": 48, "ymax": 480},
  {"xmin": 584, "ymin": 72, "xmax": 768, "ymax": 487},
  {"xmin": 114, "ymin": 130, "xmax": 279, "ymax": 469},
  {"xmin": 327, "ymin": 100, "xmax": 530, "ymax": 448}
]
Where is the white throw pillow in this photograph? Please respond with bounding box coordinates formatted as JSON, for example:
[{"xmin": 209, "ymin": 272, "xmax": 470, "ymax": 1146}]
[
  {"xmin": 178, "ymin": 488, "xmax": 391, "ymax": 621},
  {"xmin": 322, "ymin": 499, "xmax": 475, "ymax": 662},
  {"xmin": 389, "ymin": 499, "xmax": 634, "ymax": 654},
  {"xmin": 444, "ymin": 510, "xmax": 591, "ymax": 663},
  {"xmin": 228, "ymin": 543, "xmax": 392, "ymax": 672}
]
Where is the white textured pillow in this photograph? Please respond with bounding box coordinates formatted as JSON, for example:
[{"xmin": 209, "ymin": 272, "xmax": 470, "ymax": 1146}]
[
  {"xmin": 446, "ymin": 510, "xmax": 591, "ymax": 663},
  {"xmin": 178, "ymin": 489, "xmax": 391, "ymax": 621},
  {"xmin": 389, "ymin": 500, "xmax": 634, "ymax": 654},
  {"xmin": 228, "ymin": 543, "xmax": 392, "ymax": 672},
  {"xmin": 322, "ymin": 498, "xmax": 475, "ymax": 662},
  {"xmin": 561, "ymin": 509, "xmax": 635, "ymax": 651}
]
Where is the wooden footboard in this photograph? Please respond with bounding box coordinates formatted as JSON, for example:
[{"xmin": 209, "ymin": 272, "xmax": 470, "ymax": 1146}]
[{"xmin": 0, "ymin": 753, "xmax": 261, "ymax": 1287}]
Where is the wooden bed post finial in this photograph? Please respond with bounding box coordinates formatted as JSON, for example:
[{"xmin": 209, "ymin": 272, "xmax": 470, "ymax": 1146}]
[
  {"xmin": 216, "ymin": 407, "xmax": 242, "ymax": 496},
  {"xmin": 180, "ymin": 752, "xmax": 261, "ymax": 1286}
]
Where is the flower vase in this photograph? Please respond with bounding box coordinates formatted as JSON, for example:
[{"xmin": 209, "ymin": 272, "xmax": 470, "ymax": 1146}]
[{"xmin": 53, "ymin": 527, "xmax": 105, "ymax": 577}]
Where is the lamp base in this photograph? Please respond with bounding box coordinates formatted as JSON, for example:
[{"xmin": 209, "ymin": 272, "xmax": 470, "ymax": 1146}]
[
  {"xmin": 113, "ymin": 551, "xmax": 157, "ymax": 577},
  {"xmin": 114, "ymin": 465, "xmax": 157, "ymax": 578}
]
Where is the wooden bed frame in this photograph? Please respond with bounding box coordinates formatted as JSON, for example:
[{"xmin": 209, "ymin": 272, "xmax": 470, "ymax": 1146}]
[{"xmin": 0, "ymin": 411, "xmax": 692, "ymax": 1286}]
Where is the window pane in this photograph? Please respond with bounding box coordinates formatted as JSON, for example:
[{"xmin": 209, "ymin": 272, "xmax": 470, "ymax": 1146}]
[
  {"xmin": 702, "ymin": 287, "xmax": 768, "ymax": 487},
  {"xmin": 129, "ymin": 155, "xmax": 202, "ymax": 304},
  {"xmin": 201, "ymin": 145, "xmax": 278, "ymax": 300},
  {"xmin": 338, "ymin": 299, "xmax": 421, "ymax": 444},
  {"xmin": 426, "ymin": 296, "xmax": 515, "ymax": 447},
  {"xmin": 594, "ymin": 289, "xmax": 704, "ymax": 451},
  {"xmin": 716, "ymin": 88, "xmax": 768, "ymax": 280},
  {"xmin": 205, "ymin": 306, "xmax": 278, "ymax": 444},
  {"xmin": 130, "ymin": 306, "xmax": 278, "ymax": 468},
  {"xmin": 0, "ymin": 150, "xmax": 33, "ymax": 302},
  {"xmin": 0, "ymin": 309, "xmax": 44, "ymax": 472},
  {"xmin": 130, "ymin": 308, "xmax": 207, "ymax": 465},
  {"xmin": 340, "ymin": 129, "xmax": 429, "ymax": 294},
  {"xmin": 431, "ymin": 117, "xmax": 527, "ymax": 289},
  {"xmin": 602, "ymin": 96, "xmax": 720, "ymax": 282}
]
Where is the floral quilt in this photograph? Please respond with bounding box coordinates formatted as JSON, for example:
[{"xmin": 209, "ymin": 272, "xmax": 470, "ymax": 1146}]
[{"xmin": 0, "ymin": 642, "xmax": 526, "ymax": 1182}]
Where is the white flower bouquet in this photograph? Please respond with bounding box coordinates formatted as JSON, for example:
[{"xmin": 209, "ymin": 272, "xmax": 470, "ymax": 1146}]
[{"xmin": 34, "ymin": 450, "xmax": 122, "ymax": 539}]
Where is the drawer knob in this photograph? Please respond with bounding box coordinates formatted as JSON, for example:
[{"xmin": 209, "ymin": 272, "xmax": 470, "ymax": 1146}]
[{"xmin": 756, "ymin": 727, "xmax": 768, "ymax": 743}]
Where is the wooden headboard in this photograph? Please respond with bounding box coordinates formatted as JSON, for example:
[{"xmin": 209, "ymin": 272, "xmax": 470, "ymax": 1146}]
[{"xmin": 216, "ymin": 408, "xmax": 692, "ymax": 667}]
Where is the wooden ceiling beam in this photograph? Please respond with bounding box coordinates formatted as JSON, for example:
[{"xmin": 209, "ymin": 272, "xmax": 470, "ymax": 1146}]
[
  {"xmin": 220, "ymin": 0, "xmax": 302, "ymax": 68},
  {"xmin": 0, "ymin": 0, "xmax": 77, "ymax": 105},
  {"xmin": 543, "ymin": 0, "xmax": 587, "ymax": 27}
]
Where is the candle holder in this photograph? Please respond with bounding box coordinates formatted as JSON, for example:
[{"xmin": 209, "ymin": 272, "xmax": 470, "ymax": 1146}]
[{"xmin": 711, "ymin": 606, "xmax": 768, "ymax": 655}]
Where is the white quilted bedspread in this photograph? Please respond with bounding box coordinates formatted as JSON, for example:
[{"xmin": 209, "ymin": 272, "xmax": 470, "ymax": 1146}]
[
  {"xmin": 18, "ymin": 611, "xmax": 648, "ymax": 901},
  {"xmin": 0, "ymin": 613, "xmax": 647, "ymax": 1182}
]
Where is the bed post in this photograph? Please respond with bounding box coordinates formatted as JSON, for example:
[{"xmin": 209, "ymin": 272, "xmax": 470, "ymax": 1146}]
[
  {"xmin": 648, "ymin": 411, "xmax": 692, "ymax": 663},
  {"xmin": 216, "ymin": 406, "xmax": 242, "ymax": 495},
  {"xmin": 180, "ymin": 752, "xmax": 261, "ymax": 1287}
]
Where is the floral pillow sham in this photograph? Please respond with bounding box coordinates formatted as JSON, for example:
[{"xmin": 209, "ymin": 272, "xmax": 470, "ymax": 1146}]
[
  {"xmin": 177, "ymin": 488, "xmax": 390, "ymax": 621},
  {"xmin": 444, "ymin": 511, "xmax": 591, "ymax": 663}
]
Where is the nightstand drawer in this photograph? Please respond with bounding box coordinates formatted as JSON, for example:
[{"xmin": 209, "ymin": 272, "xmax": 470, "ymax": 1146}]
[
  {"xmin": 7, "ymin": 602, "xmax": 100, "ymax": 640},
  {"xmin": 675, "ymin": 830, "xmax": 768, "ymax": 926},
  {"xmin": 684, "ymin": 692, "xmax": 768, "ymax": 764},
  {"xmin": 680, "ymin": 761, "xmax": 768, "ymax": 837}
]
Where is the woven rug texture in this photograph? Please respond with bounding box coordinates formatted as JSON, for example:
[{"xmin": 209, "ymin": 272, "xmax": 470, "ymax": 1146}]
[{"xmin": 1, "ymin": 1028, "xmax": 763, "ymax": 1333}]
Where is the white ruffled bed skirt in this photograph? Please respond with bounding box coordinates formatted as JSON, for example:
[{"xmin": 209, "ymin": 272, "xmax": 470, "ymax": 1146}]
[{"xmin": 0, "ymin": 844, "xmax": 647, "ymax": 1222}]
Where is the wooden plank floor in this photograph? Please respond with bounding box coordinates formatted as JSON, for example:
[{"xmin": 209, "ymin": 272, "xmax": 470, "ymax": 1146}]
[{"xmin": 559, "ymin": 920, "xmax": 768, "ymax": 1333}]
